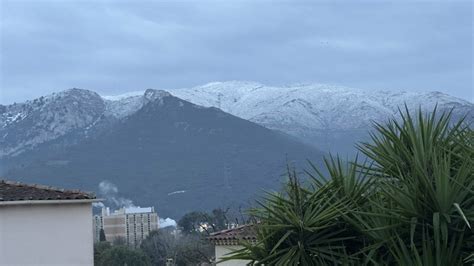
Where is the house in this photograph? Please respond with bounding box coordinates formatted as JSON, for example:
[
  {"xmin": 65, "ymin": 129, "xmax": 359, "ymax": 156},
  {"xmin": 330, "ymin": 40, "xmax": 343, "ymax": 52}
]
[
  {"xmin": 0, "ymin": 180, "xmax": 99, "ymax": 266},
  {"xmin": 208, "ymin": 224, "xmax": 257, "ymax": 266},
  {"xmin": 93, "ymin": 206, "xmax": 159, "ymax": 247}
]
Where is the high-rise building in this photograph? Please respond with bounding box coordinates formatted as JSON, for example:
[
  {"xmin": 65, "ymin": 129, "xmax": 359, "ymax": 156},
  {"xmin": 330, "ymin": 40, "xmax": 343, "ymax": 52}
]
[{"xmin": 93, "ymin": 206, "xmax": 159, "ymax": 247}]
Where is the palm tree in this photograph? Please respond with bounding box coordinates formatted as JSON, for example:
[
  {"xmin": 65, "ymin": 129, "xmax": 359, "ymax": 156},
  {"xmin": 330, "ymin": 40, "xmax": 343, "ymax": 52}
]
[
  {"xmin": 224, "ymin": 168, "xmax": 359, "ymax": 265},
  {"xmin": 351, "ymin": 107, "xmax": 474, "ymax": 265},
  {"xmin": 224, "ymin": 107, "xmax": 473, "ymax": 265}
]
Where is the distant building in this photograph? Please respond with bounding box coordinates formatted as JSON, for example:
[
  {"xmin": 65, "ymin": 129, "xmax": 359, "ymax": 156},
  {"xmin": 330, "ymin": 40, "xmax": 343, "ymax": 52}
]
[
  {"xmin": 0, "ymin": 180, "xmax": 98, "ymax": 266},
  {"xmin": 93, "ymin": 206, "xmax": 159, "ymax": 247},
  {"xmin": 208, "ymin": 224, "xmax": 257, "ymax": 266}
]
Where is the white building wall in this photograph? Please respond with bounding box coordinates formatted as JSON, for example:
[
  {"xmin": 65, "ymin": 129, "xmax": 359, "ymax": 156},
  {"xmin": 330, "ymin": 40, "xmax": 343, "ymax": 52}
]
[
  {"xmin": 0, "ymin": 202, "xmax": 94, "ymax": 266},
  {"xmin": 215, "ymin": 245, "xmax": 251, "ymax": 266}
]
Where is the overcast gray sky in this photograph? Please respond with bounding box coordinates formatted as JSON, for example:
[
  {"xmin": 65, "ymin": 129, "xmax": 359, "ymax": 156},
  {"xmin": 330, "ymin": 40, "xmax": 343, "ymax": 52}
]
[{"xmin": 0, "ymin": 0, "xmax": 472, "ymax": 104}]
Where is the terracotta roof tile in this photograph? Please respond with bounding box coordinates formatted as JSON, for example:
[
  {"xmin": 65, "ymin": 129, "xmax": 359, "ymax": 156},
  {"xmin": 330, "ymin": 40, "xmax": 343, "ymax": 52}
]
[
  {"xmin": 0, "ymin": 180, "xmax": 95, "ymax": 202},
  {"xmin": 208, "ymin": 224, "xmax": 257, "ymax": 245}
]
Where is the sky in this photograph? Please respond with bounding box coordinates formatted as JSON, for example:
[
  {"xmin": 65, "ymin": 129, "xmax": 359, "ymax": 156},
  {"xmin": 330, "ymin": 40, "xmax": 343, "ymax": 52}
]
[{"xmin": 0, "ymin": 0, "xmax": 472, "ymax": 104}]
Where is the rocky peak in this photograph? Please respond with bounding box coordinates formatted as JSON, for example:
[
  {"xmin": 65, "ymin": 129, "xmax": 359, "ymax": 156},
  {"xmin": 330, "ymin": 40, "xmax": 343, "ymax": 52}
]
[
  {"xmin": 0, "ymin": 89, "xmax": 106, "ymax": 157},
  {"xmin": 144, "ymin": 89, "xmax": 171, "ymax": 102}
]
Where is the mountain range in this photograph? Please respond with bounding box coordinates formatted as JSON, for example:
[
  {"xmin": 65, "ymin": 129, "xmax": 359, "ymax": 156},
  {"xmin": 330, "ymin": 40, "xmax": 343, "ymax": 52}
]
[
  {"xmin": 0, "ymin": 88, "xmax": 324, "ymax": 217},
  {"xmin": 105, "ymin": 81, "xmax": 474, "ymax": 154},
  {"xmin": 1, "ymin": 82, "xmax": 472, "ymax": 218}
]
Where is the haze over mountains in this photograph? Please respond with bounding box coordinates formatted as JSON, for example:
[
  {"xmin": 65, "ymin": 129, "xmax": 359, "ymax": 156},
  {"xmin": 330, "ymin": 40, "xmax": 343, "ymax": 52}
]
[{"xmin": 1, "ymin": 82, "xmax": 472, "ymax": 217}]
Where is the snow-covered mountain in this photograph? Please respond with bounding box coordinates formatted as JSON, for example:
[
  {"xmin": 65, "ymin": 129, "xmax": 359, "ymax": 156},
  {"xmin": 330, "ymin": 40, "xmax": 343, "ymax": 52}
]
[
  {"xmin": 1, "ymin": 90, "xmax": 325, "ymax": 217},
  {"xmin": 1, "ymin": 82, "xmax": 471, "ymax": 216},
  {"xmin": 1, "ymin": 82, "xmax": 472, "ymax": 157},
  {"xmin": 102, "ymin": 81, "xmax": 474, "ymax": 153},
  {"xmin": 0, "ymin": 89, "xmax": 106, "ymax": 157},
  {"xmin": 0, "ymin": 88, "xmax": 172, "ymax": 158},
  {"xmin": 167, "ymin": 81, "xmax": 471, "ymax": 129}
]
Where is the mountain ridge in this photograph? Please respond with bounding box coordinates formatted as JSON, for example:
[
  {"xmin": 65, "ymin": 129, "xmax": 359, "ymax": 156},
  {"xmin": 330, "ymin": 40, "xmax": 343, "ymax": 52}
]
[
  {"xmin": 1, "ymin": 91, "xmax": 325, "ymax": 217},
  {"xmin": 102, "ymin": 81, "xmax": 473, "ymax": 153},
  {"xmin": 2, "ymin": 82, "xmax": 472, "ymax": 158}
]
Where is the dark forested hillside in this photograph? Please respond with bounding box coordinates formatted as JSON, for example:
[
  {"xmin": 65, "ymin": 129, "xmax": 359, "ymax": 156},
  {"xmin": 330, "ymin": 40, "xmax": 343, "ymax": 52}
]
[{"xmin": 1, "ymin": 92, "xmax": 325, "ymax": 218}]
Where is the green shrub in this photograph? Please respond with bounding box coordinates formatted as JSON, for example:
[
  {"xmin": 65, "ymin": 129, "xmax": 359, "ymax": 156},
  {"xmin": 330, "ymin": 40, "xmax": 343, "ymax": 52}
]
[{"xmin": 97, "ymin": 245, "xmax": 151, "ymax": 266}]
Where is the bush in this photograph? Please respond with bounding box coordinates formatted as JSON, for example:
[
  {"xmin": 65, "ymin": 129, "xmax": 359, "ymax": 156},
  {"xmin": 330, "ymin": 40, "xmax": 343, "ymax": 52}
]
[
  {"xmin": 97, "ymin": 245, "xmax": 151, "ymax": 266},
  {"xmin": 140, "ymin": 228, "xmax": 213, "ymax": 266},
  {"xmin": 94, "ymin": 242, "xmax": 112, "ymax": 264}
]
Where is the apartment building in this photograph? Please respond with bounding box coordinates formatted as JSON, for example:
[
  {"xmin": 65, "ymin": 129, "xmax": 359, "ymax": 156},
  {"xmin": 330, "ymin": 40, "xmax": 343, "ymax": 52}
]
[{"xmin": 94, "ymin": 206, "xmax": 159, "ymax": 247}]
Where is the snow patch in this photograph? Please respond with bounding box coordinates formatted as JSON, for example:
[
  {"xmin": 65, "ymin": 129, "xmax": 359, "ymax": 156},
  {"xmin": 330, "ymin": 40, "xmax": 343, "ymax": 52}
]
[{"xmin": 102, "ymin": 91, "xmax": 144, "ymax": 101}]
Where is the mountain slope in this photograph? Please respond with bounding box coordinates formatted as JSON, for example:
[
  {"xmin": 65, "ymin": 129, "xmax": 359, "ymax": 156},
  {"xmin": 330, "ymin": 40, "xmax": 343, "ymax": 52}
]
[
  {"xmin": 99, "ymin": 81, "xmax": 472, "ymax": 154},
  {"xmin": 168, "ymin": 81, "xmax": 473, "ymax": 153},
  {"xmin": 2, "ymin": 90, "xmax": 325, "ymax": 218},
  {"xmin": 0, "ymin": 89, "xmax": 106, "ymax": 157},
  {"xmin": 3, "ymin": 82, "xmax": 471, "ymax": 158}
]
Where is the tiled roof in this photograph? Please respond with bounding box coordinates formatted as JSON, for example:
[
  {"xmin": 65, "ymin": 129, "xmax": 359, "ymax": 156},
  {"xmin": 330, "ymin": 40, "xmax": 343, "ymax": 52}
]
[
  {"xmin": 208, "ymin": 224, "xmax": 257, "ymax": 245},
  {"xmin": 0, "ymin": 180, "xmax": 95, "ymax": 202}
]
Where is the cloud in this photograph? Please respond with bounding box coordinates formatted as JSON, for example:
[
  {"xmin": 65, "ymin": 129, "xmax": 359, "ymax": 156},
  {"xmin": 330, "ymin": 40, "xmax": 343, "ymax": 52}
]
[{"xmin": 1, "ymin": 0, "xmax": 472, "ymax": 103}]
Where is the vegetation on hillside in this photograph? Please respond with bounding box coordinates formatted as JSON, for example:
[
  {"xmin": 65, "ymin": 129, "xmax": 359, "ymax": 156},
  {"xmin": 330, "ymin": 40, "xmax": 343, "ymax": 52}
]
[{"xmin": 224, "ymin": 108, "xmax": 474, "ymax": 265}]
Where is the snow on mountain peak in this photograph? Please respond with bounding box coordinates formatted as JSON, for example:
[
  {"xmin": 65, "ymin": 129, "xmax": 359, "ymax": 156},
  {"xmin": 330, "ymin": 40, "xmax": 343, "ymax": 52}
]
[
  {"xmin": 102, "ymin": 90, "xmax": 144, "ymax": 101},
  {"xmin": 169, "ymin": 81, "xmax": 473, "ymax": 131},
  {"xmin": 99, "ymin": 82, "xmax": 472, "ymax": 132},
  {"xmin": 2, "ymin": 82, "xmax": 471, "ymax": 157},
  {"xmin": 144, "ymin": 89, "xmax": 171, "ymax": 102},
  {"xmin": 0, "ymin": 88, "xmax": 105, "ymax": 157},
  {"xmin": 101, "ymin": 89, "xmax": 172, "ymax": 119}
]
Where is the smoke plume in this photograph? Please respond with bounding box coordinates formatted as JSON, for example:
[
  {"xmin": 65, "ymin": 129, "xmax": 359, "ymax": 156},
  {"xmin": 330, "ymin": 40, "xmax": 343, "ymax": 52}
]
[
  {"xmin": 98, "ymin": 180, "xmax": 135, "ymax": 209},
  {"xmin": 159, "ymin": 218, "xmax": 177, "ymax": 228}
]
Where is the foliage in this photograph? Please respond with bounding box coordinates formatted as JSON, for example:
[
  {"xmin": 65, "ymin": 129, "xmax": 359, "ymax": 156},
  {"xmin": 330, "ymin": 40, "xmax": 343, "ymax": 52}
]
[
  {"xmin": 140, "ymin": 228, "xmax": 213, "ymax": 266},
  {"xmin": 226, "ymin": 170, "xmax": 358, "ymax": 265},
  {"xmin": 94, "ymin": 241, "xmax": 112, "ymax": 265},
  {"xmin": 178, "ymin": 208, "xmax": 231, "ymax": 235},
  {"xmin": 112, "ymin": 236, "xmax": 128, "ymax": 246},
  {"xmin": 99, "ymin": 228, "xmax": 107, "ymax": 242},
  {"xmin": 174, "ymin": 234, "xmax": 214, "ymax": 266},
  {"xmin": 140, "ymin": 228, "xmax": 179, "ymax": 265},
  {"xmin": 97, "ymin": 245, "xmax": 151, "ymax": 266},
  {"xmin": 352, "ymin": 107, "xmax": 474, "ymax": 264},
  {"xmin": 178, "ymin": 211, "xmax": 210, "ymax": 234},
  {"xmin": 225, "ymin": 107, "xmax": 474, "ymax": 265}
]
